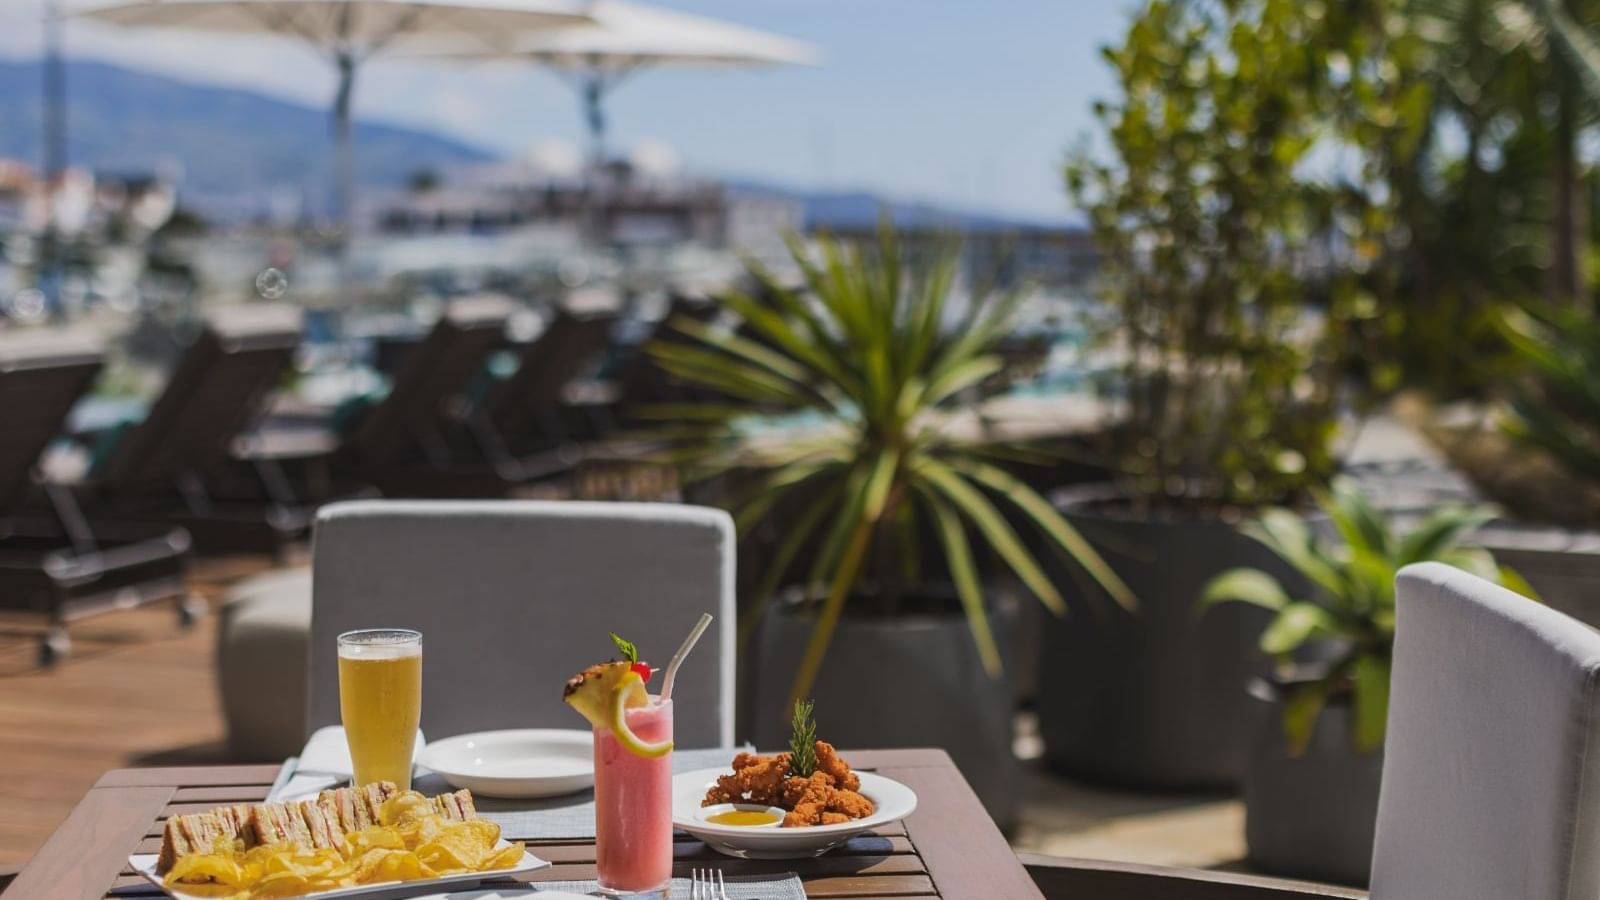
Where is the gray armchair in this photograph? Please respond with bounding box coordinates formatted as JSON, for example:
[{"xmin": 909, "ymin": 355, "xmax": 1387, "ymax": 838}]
[
  {"xmin": 1369, "ymin": 561, "xmax": 1600, "ymax": 900},
  {"xmin": 1028, "ymin": 561, "xmax": 1587, "ymax": 900},
  {"xmin": 305, "ymin": 499, "xmax": 736, "ymax": 747}
]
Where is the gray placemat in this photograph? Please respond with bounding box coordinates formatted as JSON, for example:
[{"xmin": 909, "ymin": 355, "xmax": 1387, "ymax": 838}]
[
  {"xmin": 525, "ymin": 872, "xmax": 805, "ymax": 898},
  {"xmin": 412, "ymin": 747, "xmax": 740, "ymax": 841}
]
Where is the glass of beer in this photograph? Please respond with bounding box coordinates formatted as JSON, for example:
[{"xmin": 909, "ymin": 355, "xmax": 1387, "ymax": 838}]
[{"xmin": 338, "ymin": 629, "xmax": 422, "ymax": 790}]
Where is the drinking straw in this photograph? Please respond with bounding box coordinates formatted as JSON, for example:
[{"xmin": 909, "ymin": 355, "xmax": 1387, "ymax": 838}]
[{"xmin": 660, "ymin": 612, "xmax": 713, "ymax": 701}]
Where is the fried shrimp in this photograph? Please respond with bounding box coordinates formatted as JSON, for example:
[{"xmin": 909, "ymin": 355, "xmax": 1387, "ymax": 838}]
[
  {"xmin": 702, "ymin": 751, "xmax": 791, "ymax": 807},
  {"xmin": 703, "ymin": 741, "xmax": 875, "ymax": 827},
  {"xmin": 813, "ymin": 741, "xmax": 861, "ymax": 792}
]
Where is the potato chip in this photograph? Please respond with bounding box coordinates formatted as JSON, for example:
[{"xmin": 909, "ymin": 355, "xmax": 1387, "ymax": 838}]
[
  {"xmin": 158, "ymin": 790, "xmax": 519, "ymax": 899},
  {"xmin": 166, "ymin": 853, "xmax": 247, "ymax": 887}
]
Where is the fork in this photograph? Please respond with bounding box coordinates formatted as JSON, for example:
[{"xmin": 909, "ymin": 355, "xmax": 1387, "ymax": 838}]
[{"xmin": 690, "ymin": 866, "xmax": 730, "ymax": 899}]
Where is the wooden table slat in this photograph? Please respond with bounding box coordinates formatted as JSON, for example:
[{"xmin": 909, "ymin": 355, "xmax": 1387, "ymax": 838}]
[
  {"xmin": 96, "ymin": 766, "xmax": 280, "ymax": 790},
  {"xmin": 888, "ymin": 750, "xmax": 1041, "ymax": 900},
  {"xmin": 6, "ymin": 786, "xmax": 174, "ymax": 900}
]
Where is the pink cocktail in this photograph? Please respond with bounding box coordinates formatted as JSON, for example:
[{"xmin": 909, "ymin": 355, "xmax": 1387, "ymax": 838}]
[{"xmin": 593, "ymin": 697, "xmax": 673, "ymax": 895}]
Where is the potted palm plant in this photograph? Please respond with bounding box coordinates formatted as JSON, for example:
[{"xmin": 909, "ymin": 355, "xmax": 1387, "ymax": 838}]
[
  {"xmin": 649, "ymin": 224, "xmax": 1135, "ymax": 828},
  {"xmin": 1430, "ymin": 303, "xmax": 1600, "ymax": 625},
  {"xmin": 1044, "ymin": 0, "xmax": 1394, "ymax": 788},
  {"xmin": 1202, "ymin": 480, "xmax": 1529, "ymax": 885}
]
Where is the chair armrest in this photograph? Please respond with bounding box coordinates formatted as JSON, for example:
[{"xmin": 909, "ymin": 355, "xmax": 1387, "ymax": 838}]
[{"xmin": 1019, "ymin": 853, "xmax": 1367, "ymax": 900}]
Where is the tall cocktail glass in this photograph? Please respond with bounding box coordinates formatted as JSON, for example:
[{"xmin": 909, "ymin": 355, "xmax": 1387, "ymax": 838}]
[
  {"xmin": 593, "ymin": 697, "xmax": 673, "ymax": 895},
  {"xmin": 337, "ymin": 628, "xmax": 422, "ymax": 790}
]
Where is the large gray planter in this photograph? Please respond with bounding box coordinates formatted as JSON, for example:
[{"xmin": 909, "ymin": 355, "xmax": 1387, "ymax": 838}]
[
  {"xmin": 1036, "ymin": 485, "xmax": 1303, "ymax": 788},
  {"xmin": 751, "ymin": 596, "xmax": 1022, "ymax": 832},
  {"xmin": 1243, "ymin": 687, "xmax": 1383, "ymax": 887},
  {"xmin": 1471, "ymin": 522, "xmax": 1600, "ymax": 626}
]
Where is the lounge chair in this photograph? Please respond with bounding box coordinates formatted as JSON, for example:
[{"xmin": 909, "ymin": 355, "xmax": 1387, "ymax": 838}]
[
  {"xmin": 0, "ymin": 329, "xmax": 193, "ymax": 665},
  {"xmin": 605, "ymin": 292, "xmax": 721, "ymax": 419},
  {"xmin": 457, "ymin": 307, "xmax": 618, "ymax": 471},
  {"xmin": 330, "ymin": 297, "xmax": 515, "ymax": 497},
  {"xmin": 80, "ymin": 305, "xmax": 310, "ymax": 557}
]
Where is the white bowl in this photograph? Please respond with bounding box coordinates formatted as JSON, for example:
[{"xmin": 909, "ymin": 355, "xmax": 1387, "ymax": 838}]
[
  {"xmin": 418, "ymin": 729, "xmax": 593, "ymax": 799},
  {"xmin": 672, "ymin": 768, "xmax": 918, "ymax": 859}
]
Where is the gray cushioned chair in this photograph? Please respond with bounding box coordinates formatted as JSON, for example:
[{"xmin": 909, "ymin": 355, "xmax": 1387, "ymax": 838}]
[
  {"xmin": 1372, "ymin": 562, "xmax": 1600, "ymax": 900},
  {"xmin": 306, "ymin": 499, "xmax": 736, "ymax": 748}
]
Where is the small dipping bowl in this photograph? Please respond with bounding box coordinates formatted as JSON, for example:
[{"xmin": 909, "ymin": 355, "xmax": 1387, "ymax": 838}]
[{"xmin": 697, "ymin": 803, "xmax": 786, "ymax": 829}]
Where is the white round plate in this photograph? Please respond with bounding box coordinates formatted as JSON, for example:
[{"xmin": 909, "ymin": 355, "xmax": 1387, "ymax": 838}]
[
  {"xmin": 672, "ymin": 767, "xmax": 918, "ymax": 859},
  {"xmin": 419, "ymin": 729, "xmax": 593, "ymax": 799}
]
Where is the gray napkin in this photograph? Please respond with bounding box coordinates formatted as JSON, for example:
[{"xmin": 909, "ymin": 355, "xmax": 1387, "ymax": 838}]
[
  {"xmin": 526, "ymin": 873, "xmax": 806, "ymax": 898},
  {"xmin": 410, "ymin": 747, "xmax": 741, "ymax": 841}
]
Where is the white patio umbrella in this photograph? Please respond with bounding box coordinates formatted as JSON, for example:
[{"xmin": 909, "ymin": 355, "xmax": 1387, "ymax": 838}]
[
  {"xmin": 76, "ymin": 0, "xmax": 595, "ymax": 228},
  {"xmin": 415, "ymin": 0, "xmax": 818, "ymax": 165}
]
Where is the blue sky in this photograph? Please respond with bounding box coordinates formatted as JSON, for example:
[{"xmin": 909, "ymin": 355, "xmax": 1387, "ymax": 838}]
[{"xmin": 2, "ymin": 1, "xmax": 1136, "ymax": 220}]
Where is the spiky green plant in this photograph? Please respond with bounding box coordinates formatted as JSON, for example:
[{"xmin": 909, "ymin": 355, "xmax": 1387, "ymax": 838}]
[
  {"xmin": 1496, "ymin": 303, "xmax": 1600, "ymax": 492},
  {"xmin": 648, "ymin": 224, "xmax": 1136, "ymax": 709},
  {"xmin": 1201, "ymin": 479, "xmax": 1529, "ymax": 755}
]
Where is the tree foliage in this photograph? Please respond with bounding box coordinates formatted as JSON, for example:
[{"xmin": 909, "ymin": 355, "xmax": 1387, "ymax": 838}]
[{"xmin": 1068, "ymin": 0, "xmax": 1418, "ymax": 510}]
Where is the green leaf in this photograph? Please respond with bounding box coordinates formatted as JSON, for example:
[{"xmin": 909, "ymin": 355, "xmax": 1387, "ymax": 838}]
[
  {"xmin": 668, "ymin": 316, "xmax": 817, "ymax": 391},
  {"xmin": 1259, "ymin": 602, "xmax": 1336, "ymax": 656},
  {"xmin": 1351, "ymin": 656, "xmax": 1391, "ymax": 752},
  {"xmin": 1326, "ymin": 479, "xmax": 1392, "ymax": 558},
  {"xmin": 1495, "ymin": 565, "xmax": 1541, "ymax": 602},
  {"xmin": 1282, "ymin": 681, "xmax": 1331, "ymax": 758},
  {"xmin": 1243, "ymin": 510, "xmax": 1345, "ymax": 599},
  {"xmin": 787, "ymin": 504, "xmax": 878, "ymax": 710},
  {"xmin": 915, "ymin": 456, "xmax": 1067, "ymax": 616},
  {"xmin": 737, "ymin": 475, "xmax": 850, "ymax": 650},
  {"xmin": 801, "ymin": 465, "xmax": 871, "ymax": 598},
  {"xmin": 1199, "ymin": 568, "xmax": 1292, "ymax": 615},
  {"xmin": 921, "ymin": 488, "xmax": 1003, "ymax": 676},
  {"xmin": 952, "ymin": 459, "xmax": 1137, "ymax": 611},
  {"xmin": 1397, "ymin": 506, "xmax": 1496, "ymax": 565},
  {"xmin": 609, "ymin": 632, "xmax": 638, "ymax": 663}
]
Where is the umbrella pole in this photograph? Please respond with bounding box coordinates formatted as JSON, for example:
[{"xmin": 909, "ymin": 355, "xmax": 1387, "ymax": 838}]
[
  {"xmin": 582, "ymin": 69, "xmax": 607, "ymax": 245},
  {"xmin": 333, "ymin": 52, "xmax": 358, "ymax": 241},
  {"xmin": 40, "ymin": 0, "xmax": 67, "ymax": 320},
  {"xmin": 584, "ymin": 72, "xmax": 606, "ymax": 169},
  {"xmin": 331, "ymin": 51, "xmax": 357, "ymax": 330}
]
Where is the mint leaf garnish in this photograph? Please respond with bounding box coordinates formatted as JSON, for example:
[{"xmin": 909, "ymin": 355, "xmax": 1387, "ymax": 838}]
[{"xmin": 610, "ymin": 632, "xmax": 639, "ymax": 663}]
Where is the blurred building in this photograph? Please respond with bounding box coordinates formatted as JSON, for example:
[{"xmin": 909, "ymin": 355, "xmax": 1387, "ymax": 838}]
[{"xmin": 366, "ymin": 156, "xmax": 804, "ymax": 253}]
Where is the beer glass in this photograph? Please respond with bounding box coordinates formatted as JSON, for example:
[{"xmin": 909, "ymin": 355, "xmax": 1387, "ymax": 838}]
[{"xmin": 338, "ymin": 629, "xmax": 422, "ymax": 790}]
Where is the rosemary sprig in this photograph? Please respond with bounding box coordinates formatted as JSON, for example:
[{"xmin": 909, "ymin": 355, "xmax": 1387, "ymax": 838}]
[{"xmin": 788, "ymin": 699, "xmax": 817, "ymax": 777}]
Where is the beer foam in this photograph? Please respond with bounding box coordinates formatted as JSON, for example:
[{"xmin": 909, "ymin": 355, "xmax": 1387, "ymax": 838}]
[{"xmin": 338, "ymin": 630, "xmax": 421, "ymax": 659}]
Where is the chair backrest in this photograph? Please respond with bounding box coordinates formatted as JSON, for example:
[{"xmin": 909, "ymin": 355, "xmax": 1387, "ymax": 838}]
[
  {"xmin": 481, "ymin": 310, "xmax": 616, "ymax": 442},
  {"xmin": 343, "ymin": 298, "xmax": 510, "ymax": 466},
  {"xmin": 306, "ymin": 499, "xmax": 736, "ymax": 747},
  {"xmin": 0, "ymin": 331, "xmax": 103, "ymax": 513},
  {"xmin": 1372, "ymin": 562, "xmax": 1600, "ymax": 900},
  {"xmin": 94, "ymin": 306, "xmax": 301, "ymax": 493}
]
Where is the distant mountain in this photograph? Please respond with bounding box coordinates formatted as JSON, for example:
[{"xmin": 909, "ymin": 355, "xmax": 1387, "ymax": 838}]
[
  {"xmin": 0, "ymin": 58, "xmax": 493, "ymax": 215},
  {"xmin": 0, "ymin": 57, "xmax": 1074, "ymax": 231}
]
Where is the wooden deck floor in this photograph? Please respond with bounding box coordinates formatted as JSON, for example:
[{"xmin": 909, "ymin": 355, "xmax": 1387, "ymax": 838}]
[{"xmin": 0, "ymin": 556, "xmax": 277, "ymax": 867}]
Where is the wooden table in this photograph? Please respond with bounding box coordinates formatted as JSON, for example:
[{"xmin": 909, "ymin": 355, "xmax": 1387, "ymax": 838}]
[{"xmin": 4, "ymin": 748, "xmax": 1044, "ymax": 900}]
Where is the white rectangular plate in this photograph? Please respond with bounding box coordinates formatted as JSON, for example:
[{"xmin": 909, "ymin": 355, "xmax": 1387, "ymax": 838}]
[{"xmin": 128, "ymin": 843, "xmax": 549, "ymax": 900}]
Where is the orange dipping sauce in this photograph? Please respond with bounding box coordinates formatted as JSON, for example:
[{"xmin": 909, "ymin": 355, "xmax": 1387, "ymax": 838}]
[{"xmin": 706, "ymin": 809, "xmax": 782, "ymax": 827}]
